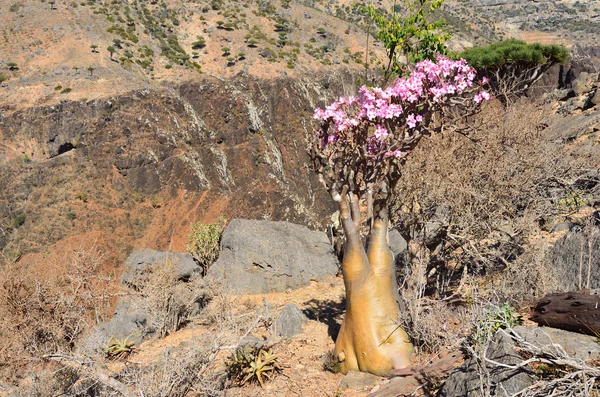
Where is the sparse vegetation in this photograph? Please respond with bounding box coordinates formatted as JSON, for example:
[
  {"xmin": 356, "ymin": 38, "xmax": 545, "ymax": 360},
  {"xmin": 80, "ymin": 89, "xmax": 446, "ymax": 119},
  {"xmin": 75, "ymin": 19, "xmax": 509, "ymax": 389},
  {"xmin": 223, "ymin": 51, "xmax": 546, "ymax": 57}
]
[{"xmin": 186, "ymin": 218, "xmax": 226, "ymax": 275}]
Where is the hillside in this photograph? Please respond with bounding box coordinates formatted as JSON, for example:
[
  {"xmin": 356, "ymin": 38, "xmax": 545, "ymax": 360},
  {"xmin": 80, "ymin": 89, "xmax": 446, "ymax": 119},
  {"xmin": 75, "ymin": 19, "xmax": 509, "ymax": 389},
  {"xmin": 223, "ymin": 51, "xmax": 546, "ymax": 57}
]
[
  {"xmin": 3, "ymin": 0, "xmax": 597, "ymax": 110},
  {"xmin": 0, "ymin": 0, "xmax": 392, "ymax": 108},
  {"xmin": 1, "ymin": 1, "xmax": 600, "ymax": 396}
]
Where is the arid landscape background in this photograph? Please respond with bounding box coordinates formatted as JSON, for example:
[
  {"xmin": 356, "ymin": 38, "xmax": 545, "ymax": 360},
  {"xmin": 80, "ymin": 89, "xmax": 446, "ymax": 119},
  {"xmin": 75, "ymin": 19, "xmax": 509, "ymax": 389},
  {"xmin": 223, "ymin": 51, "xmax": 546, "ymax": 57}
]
[{"xmin": 1, "ymin": 0, "xmax": 600, "ymax": 396}]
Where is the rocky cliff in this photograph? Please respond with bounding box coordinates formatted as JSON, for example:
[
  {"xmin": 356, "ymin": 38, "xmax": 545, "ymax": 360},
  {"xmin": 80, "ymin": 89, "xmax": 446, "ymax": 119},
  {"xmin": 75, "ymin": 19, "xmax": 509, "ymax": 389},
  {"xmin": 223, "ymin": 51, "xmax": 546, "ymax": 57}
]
[{"xmin": 0, "ymin": 71, "xmax": 359, "ymax": 264}]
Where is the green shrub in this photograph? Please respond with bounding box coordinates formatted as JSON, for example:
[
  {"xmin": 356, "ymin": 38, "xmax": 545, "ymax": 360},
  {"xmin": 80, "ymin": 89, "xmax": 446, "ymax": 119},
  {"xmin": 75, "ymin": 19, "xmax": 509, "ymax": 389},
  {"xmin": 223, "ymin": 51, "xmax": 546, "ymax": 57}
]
[
  {"xmin": 459, "ymin": 39, "xmax": 568, "ymax": 104},
  {"xmin": 12, "ymin": 213, "xmax": 25, "ymax": 228},
  {"xmin": 459, "ymin": 39, "xmax": 568, "ymax": 68},
  {"xmin": 470, "ymin": 303, "xmax": 523, "ymax": 347},
  {"xmin": 191, "ymin": 35, "xmax": 206, "ymax": 49},
  {"xmin": 186, "ymin": 218, "xmax": 226, "ymax": 274}
]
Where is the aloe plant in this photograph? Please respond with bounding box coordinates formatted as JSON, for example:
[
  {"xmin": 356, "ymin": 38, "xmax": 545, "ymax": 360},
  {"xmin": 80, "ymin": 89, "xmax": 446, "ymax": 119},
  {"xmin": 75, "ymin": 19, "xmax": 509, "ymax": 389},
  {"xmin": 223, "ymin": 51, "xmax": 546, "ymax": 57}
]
[
  {"xmin": 105, "ymin": 335, "xmax": 135, "ymax": 359},
  {"xmin": 227, "ymin": 347, "xmax": 279, "ymax": 388}
]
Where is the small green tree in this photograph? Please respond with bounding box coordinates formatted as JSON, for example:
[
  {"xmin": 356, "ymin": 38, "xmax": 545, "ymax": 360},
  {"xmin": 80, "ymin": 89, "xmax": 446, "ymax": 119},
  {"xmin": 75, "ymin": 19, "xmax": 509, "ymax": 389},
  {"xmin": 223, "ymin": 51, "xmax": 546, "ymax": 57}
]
[
  {"xmin": 7, "ymin": 62, "xmax": 18, "ymax": 71},
  {"xmin": 107, "ymin": 45, "xmax": 116, "ymax": 60},
  {"xmin": 191, "ymin": 35, "xmax": 206, "ymax": 49},
  {"xmin": 186, "ymin": 218, "xmax": 226, "ymax": 275},
  {"xmin": 90, "ymin": 44, "xmax": 99, "ymax": 53},
  {"xmin": 362, "ymin": 0, "xmax": 449, "ymax": 82},
  {"xmin": 459, "ymin": 39, "xmax": 568, "ymax": 104},
  {"xmin": 87, "ymin": 66, "xmax": 95, "ymax": 76}
]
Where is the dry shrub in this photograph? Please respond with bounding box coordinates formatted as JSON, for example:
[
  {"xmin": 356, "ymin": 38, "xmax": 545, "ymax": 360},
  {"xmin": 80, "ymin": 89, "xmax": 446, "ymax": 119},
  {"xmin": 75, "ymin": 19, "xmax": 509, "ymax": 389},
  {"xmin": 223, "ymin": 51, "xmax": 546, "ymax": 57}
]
[
  {"xmin": 124, "ymin": 333, "xmax": 225, "ymax": 397},
  {"xmin": 0, "ymin": 247, "xmax": 113, "ymax": 383},
  {"xmin": 393, "ymin": 98, "xmax": 591, "ymax": 297},
  {"xmin": 135, "ymin": 261, "xmax": 209, "ymax": 338},
  {"xmin": 392, "ymin": 98, "xmax": 597, "ymax": 354}
]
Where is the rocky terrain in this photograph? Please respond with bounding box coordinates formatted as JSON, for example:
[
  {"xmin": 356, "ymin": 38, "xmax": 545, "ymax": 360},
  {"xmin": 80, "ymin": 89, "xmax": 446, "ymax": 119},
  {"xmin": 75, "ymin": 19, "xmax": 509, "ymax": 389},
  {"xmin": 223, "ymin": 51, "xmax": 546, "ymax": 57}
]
[
  {"xmin": 444, "ymin": 0, "xmax": 600, "ymax": 46},
  {"xmin": 1, "ymin": 0, "xmax": 600, "ymax": 396}
]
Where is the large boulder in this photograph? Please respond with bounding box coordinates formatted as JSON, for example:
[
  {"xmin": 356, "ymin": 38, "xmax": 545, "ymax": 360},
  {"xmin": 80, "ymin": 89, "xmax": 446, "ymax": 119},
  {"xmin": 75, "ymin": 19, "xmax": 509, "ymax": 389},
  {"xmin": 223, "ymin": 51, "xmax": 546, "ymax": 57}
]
[
  {"xmin": 79, "ymin": 298, "xmax": 149, "ymax": 355},
  {"xmin": 206, "ymin": 219, "xmax": 339, "ymax": 294},
  {"xmin": 122, "ymin": 249, "xmax": 201, "ymax": 289},
  {"xmin": 548, "ymin": 225, "xmax": 600, "ymax": 291},
  {"xmin": 513, "ymin": 326, "xmax": 600, "ymax": 361},
  {"xmin": 439, "ymin": 331, "xmax": 534, "ymax": 397}
]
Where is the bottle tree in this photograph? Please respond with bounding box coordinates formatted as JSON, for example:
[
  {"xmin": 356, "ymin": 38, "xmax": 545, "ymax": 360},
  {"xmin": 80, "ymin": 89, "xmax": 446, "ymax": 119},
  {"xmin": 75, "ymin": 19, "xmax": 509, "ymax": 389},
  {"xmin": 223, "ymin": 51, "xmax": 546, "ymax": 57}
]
[{"xmin": 310, "ymin": 56, "xmax": 490, "ymax": 375}]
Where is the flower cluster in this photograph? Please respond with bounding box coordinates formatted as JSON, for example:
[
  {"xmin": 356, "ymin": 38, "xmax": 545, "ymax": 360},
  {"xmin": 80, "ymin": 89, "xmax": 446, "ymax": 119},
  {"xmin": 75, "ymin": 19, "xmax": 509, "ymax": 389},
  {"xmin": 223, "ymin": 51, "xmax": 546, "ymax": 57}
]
[{"xmin": 313, "ymin": 56, "xmax": 490, "ymax": 161}]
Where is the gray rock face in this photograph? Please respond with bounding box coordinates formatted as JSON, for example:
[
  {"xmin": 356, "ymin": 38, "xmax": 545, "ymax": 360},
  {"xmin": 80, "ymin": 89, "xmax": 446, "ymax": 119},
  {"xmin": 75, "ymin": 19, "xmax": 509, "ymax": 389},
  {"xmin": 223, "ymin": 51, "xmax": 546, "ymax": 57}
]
[
  {"xmin": 589, "ymin": 89, "xmax": 600, "ymax": 107},
  {"xmin": 80, "ymin": 299, "xmax": 148, "ymax": 355},
  {"xmin": 238, "ymin": 335, "xmax": 265, "ymax": 349},
  {"xmin": 122, "ymin": 249, "xmax": 200, "ymax": 289},
  {"xmin": 513, "ymin": 326, "xmax": 600, "ymax": 361},
  {"xmin": 271, "ymin": 303, "xmax": 309, "ymax": 339},
  {"xmin": 388, "ymin": 229, "xmax": 408, "ymax": 257},
  {"xmin": 439, "ymin": 332, "xmax": 534, "ymax": 397},
  {"xmin": 206, "ymin": 219, "xmax": 339, "ymax": 294},
  {"xmin": 549, "ymin": 226, "xmax": 600, "ymax": 291},
  {"xmin": 572, "ymin": 72, "xmax": 595, "ymax": 96},
  {"xmin": 0, "ymin": 384, "xmax": 17, "ymax": 396}
]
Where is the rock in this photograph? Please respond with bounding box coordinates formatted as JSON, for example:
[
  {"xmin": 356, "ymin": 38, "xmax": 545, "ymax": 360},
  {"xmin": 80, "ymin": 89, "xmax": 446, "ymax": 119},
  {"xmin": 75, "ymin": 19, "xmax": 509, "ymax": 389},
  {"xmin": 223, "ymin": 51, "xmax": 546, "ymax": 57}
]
[
  {"xmin": 438, "ymin": 332, "xmax": 534, "ymax": 397},
  {"xmin": 589, "ymin": 89, "xmax": 600, "ymax": 107},
  {"xmin": 339, "ymin": 371, "xmax": 382, "ymax": 390},
  {"xmin": 388, "ymin": 229, "xmax": 408, "ymax": 257},
  {"xmin": 79, "ymin": 298, "xmax": 148, "ymax": 355},
  {"xmin": 554, "ymin": 88, "xmax": 576, "ymax": 101},
  {"xmin": 206, "ymin": 219, "xmax": 339, "ymax": 294},
  {"xmin": 513, "ymin": 326, "xmax": 600, "ymax": 361},
  {"xmin": 572, "ymin": 95, "xmax": 588, "ymax": 111},
  {"xmin": 122, "ymin": 249, "xmax": 200, "ymax": 289},
  {"xmin": 551, "ymin": 221, "xmax": 575, "ymax": 232},
  {"xmin": 260, "ymin": 48, "xmax": 275, "ymax": 58},
  {"xmin": 271, "ymin": 303, "xmax": 308, "ymax": 339},
  {"xmin": 238, "ymin": 334, "xmax": 265, "ymax": 349},
  {"xmin": 548, "ymin": 226, "xmax": 600, "ymax": 290},
  {"xmin": 0, "ymin": 384, "xmax": 17, "ymax": 397},
  {"xmin": 573, "ymin": 72, "xmax": 594, "ymax": 96}
]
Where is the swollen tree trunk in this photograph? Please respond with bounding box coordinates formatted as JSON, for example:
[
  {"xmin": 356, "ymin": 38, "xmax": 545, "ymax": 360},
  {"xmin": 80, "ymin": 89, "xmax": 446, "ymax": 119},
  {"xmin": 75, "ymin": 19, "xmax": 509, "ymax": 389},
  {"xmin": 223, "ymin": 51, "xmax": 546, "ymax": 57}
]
[{"xmin": 334, "ymin": 193, "xmax": 413, "ymax": 375}]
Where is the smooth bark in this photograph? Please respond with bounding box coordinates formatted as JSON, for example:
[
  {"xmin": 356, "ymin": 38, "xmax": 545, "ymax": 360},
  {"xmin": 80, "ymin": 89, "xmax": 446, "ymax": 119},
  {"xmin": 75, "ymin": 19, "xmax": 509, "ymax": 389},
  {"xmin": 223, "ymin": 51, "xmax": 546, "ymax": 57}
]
[{"xmin": 334, "ymin": 193, "xmax": 413, "ymax": 375}]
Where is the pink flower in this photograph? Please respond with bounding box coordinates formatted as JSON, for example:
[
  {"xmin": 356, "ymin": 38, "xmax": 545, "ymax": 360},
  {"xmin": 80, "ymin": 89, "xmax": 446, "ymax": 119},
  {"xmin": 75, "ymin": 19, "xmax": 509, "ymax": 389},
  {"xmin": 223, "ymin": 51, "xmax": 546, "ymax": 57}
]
[
  {"xmin": 374, "ymin": 124, "xmax": 388, "ymax": 140},
  {"xmin": 480, "ymin": 76, "xmax": 489, "ymax": 85},
  {"xmin": 474, "ymin": 91, "xmax": 491, "ymax": 103},
  {"xmin": 406, "ymin": 113, "xmax": 422, "ymax": 129}
]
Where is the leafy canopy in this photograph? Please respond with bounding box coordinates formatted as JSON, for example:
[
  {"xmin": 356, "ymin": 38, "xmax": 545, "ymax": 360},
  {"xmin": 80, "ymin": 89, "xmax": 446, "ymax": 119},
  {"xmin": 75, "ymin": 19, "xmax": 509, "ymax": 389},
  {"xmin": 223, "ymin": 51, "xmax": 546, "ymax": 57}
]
[
  {"xmin": 459, "ymin": 39, "xmax": 568, "ymax": 69},
  {"xmin": 362, "ymin": 0, "xmax": 449, "ymax": 81}
]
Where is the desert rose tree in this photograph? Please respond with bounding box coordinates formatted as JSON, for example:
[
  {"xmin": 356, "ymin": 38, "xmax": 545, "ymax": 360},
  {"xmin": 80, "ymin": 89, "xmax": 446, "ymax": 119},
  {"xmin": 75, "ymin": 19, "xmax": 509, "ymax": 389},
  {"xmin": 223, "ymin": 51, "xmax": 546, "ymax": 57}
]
[{"xmin": 311, "ymin": 56, "xmax": 490, "ymax": 375}]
